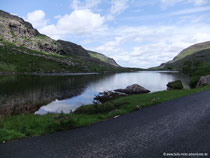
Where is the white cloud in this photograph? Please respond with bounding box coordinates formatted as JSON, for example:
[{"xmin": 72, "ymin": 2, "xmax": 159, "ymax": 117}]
[
  {"xmin": 70, "ymin": 0, "xmax": 101, "ymax": 10},
  {"xmin": 39, "ymin": 25, "xmax": 62, "ymax": 40},
  {"xmin": 110, "ymin": 0, "xmax": 129, "ymax": 15},
  {"xmin": 54, "ymin": 15, "xmax": 62, "ymax": 19},
  {"xmin": 57, "ymin": 9, "xmax": 104, "ymax": 35},
  {"xmin": 26, "ymin": 10, "xmax": 48, "ymax": 28},
  {"xmin": 94, "ymin": 24, "xmax": 210, "ymax": 68},
  {"xmin": 188, "ymin": 0, "xmax": 206, "ymax": 6},
  {"xmin": 170, "ymin": 6, "xmax": 210, "ymax": 16},
  {"xmin": 106, "ymin": 0, "xmax": 129, "ymax": 21},
  {"xmin": 161, "ymin": 0, "xmax": 207, "ymax": 8},
  {"xmin": 39, "ymin": 9, "xmax": 104, "ymax": 39}
]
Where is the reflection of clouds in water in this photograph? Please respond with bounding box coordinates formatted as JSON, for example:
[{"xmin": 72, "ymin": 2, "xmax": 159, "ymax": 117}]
[
  {"xmin": 35, "ymin": 100, "xmax": 71, "ymax": 115},
  {"xmin": 36, "ymin": 71, "xmax": 189, "ymax": 115}
]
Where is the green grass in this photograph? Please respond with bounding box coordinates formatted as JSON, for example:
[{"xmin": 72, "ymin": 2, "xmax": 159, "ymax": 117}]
[
  {"xmin": 88, "ymin": 51, "xmax": 109, "ymax": 63},
  {"xmin": 0, "ymin": 113, "xmax": 76, "ymax": 142},
  {"xmin": 1, "ymin": 85, "xmax": 210, "ymax": 143},
  {"xmin": 0, "ymin": 43, "xmax": 84, "ymax": 73}
]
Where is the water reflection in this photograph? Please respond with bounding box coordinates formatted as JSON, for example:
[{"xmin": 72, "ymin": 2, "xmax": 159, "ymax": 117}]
[
  {"xmin": 0, "ymin": 74, "xmax": 107, "ymax": 115},
  {"xmin": 0, "ymin": 71, "xmax": 189, "ymax": 115},
  {"xmin": 36, "ymin": 71, "xmax": 189, "ymax": 114}
]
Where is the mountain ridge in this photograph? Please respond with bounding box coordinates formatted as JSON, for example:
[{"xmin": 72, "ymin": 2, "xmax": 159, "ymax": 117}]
[
  {"xmin": 155, "ymin": 41, "xmax": 210, "ymax": 70},
  {"xmin": 0, "ymin": 10, "xmax": 131, "ymax": 73}
]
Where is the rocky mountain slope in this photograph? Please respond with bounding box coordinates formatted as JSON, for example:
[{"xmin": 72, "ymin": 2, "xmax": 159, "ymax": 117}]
[
  {"xmin": 0, "ymin": 10, "xmax": 60, "ymax": 54},
  {"xmin": 0, "ymin": 10, "xmax": 128, "ymax": 73}
]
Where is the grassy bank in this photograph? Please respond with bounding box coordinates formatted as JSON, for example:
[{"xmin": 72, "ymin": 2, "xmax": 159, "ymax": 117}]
[{"xmin": 1, "ymin": 85, "xmax": 210, "ymax": 143}]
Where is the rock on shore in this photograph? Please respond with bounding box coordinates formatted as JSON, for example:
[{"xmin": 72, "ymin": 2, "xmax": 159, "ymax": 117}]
[
  {"xmin": 115, "ymin": 84, "xmax": 150, "ymax": 94},
  {"xmin": 196, "ymin": 75, "xmax": 210, "ymax": 87}
]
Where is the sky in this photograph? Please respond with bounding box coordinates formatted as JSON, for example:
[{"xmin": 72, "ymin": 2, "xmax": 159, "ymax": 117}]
[{"xmin": 1, "ymin": 0, "xmax": 210, "ymax": 68}]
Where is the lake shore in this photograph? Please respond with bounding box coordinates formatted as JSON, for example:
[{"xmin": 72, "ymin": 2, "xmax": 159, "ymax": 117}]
[{"xmin": 1, "ymin": 85, "xmax": 210, "ymax": 143}]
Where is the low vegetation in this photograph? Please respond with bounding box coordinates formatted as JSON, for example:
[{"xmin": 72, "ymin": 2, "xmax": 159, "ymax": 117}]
[
  {"xmin": 1, "ymin": 85, "xmax": 210, "ymax": 143},
  {"xmin": 0, "ymin": 42, "xmax": 83, "ymax": 73},
  {"xmin": 167, "ymin": 80, "xmax": 183, "ymax": 89},
  {"xmin": 182, "ymin": 62, "xmax": 210, "ymax": 88},
  {"xmin": 93, "ymin": 91, "xmax": 127, "ymax": 103}
]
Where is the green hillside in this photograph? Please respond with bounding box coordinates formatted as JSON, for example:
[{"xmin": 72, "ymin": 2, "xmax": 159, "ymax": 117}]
[
  {"xmin": 88, "ymin": 50, "xmax": 120, "ymax": 67},
  {"xmin": 173, "ymin": 41, "xmax": 210, "ymax": 61},
  {"xmin": 155, "ymin": 46, "xmax": 210, "ymax": 88}
]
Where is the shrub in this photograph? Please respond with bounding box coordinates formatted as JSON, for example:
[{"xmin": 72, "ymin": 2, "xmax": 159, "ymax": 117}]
[
  {"xmin": 75, "ymin": 102, "xmax": 116, "ymax": 114},
  {"xmin": 167, "ymin": 80, "xmax": 183, "ymax": 90},
  {"xmin": 189, "ymin": 76, "xmax": 201, "ymax": 88},
  {"xmin": 94, "ymin": 91, "xmax": 127, "ymax": 103}
]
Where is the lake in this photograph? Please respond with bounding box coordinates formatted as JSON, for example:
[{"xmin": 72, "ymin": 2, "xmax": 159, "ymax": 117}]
[{"xmin": 0, "ymin": 71, "xmax": 189, "ymax": 115}]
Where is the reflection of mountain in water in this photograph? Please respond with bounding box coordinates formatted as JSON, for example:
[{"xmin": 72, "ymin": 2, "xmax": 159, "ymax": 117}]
[{"xmin": 0, "ymin": 74, "xmax": 107, "ymax": 115}]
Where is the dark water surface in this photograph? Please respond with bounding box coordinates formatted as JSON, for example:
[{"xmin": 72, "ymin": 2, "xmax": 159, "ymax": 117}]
[{"xmin": 0, "ymin": 71, "xmax": 189, "ymax": 115}]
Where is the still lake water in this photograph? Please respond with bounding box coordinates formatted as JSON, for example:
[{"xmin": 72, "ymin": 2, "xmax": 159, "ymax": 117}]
[{"xmin": 0, "ymin": 71, "xmax": 189, "ymax": 115}]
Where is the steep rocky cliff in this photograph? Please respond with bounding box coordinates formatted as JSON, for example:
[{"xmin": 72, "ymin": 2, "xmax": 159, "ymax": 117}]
[{"xmin": 0, "ymin": 10, "xmax": 62, "ymax": 54}]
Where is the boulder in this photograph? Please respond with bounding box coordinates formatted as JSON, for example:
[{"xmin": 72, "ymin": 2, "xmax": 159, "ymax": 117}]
[
  {"xmin": 115, "ymin": 84, "xmax": 150, "ymax": 94},
  {"xmin": 196, "ymin": 75, "xmax": 210, "ymax": 87},
  {"xmin": 167, "ymin": 80, "xmax": 183, "ymax": 90}
]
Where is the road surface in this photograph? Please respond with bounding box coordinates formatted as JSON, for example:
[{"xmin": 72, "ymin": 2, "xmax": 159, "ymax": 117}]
[{"xmin": 1, "ymin": 89, "xmax": 210, "ymax": 158}]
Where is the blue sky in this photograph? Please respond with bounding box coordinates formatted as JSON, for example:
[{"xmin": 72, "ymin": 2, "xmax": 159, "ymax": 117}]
[{"xmin": 1, "ymin": 0, "xmax": 210, "ymax": 68}]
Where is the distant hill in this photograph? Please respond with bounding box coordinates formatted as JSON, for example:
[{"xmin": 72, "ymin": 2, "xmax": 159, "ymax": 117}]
[
  {"xmin": 154, "ymin": 41, "xmax": 210, "ymax": 88},
  {"xmin": 173, "ymin": 41, "xmax": 210, "ymax": 62},
  {"xmin": 156, "ymin": 41, "xmax": 210, "ymax": 71},
  {"xmin": 0, "ymin": 10, "xmax": 128, "ymax": 73},
  {"xmin": 88, "ymin": 50, "xmax": 120, "ymax": 67}
]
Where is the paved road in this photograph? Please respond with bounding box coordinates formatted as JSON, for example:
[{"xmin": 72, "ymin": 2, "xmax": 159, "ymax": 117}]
[{"xmin": 1, "ymin": 90, "xmax": 210, "ymax": 158}]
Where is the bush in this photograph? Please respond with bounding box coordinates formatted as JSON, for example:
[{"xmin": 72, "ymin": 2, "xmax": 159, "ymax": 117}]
[
  {"xmin": 94, "ymin": 91, "xmax": 127, "ymax": 103},
  {"xmin": 167, "ymin": 80, "xmax": 183, "ymax": 90},
  {"xmin": 75, "ymin": 102, "xmax": 117, "ymax": 114},
  {"xmin": 189, "ymin": 76, "xmax": 201, "ymax": 88}
]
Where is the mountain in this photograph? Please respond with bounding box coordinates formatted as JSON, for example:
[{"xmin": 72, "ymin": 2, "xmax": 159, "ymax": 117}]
[
  {"xmin": 88, "ymin": 50, "xmax": 120, "ymax": 67},
  {"xmin": 156, "ymin": 41, "xmax": 210, "ymax": 70},
  {"xmin": 0, "ymin": 10, "xmax": 128, "ymax": 73},
  {"xmin": 155, "ymin": 41, "xmax": 210, "ymax": 88},
  {"xmin": 173, "ymin": 41, "xmax": 210, "ymax": 62}
]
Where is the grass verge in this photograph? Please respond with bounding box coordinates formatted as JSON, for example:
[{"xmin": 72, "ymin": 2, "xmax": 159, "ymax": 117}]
[{"xmin": 1, "ymin": 85, "xmax": 210, "ymax": 143}]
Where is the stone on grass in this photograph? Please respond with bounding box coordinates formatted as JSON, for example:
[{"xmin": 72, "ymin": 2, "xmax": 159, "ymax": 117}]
[{"xmin": 115, "ymin": 84, "xmax": 150, "ymax": 94}]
